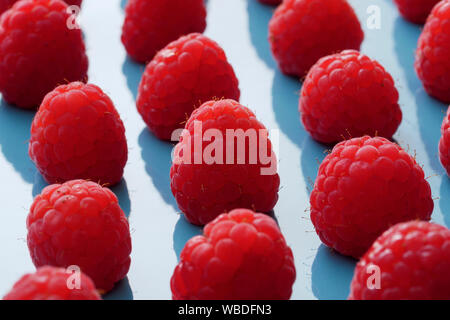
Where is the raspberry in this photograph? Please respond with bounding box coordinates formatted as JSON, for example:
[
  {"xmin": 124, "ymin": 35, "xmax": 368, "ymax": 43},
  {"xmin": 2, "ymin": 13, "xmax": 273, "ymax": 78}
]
[
  {"xmin": 349, "ymin": 221, "xmax": 450, "ymax": 300},
  {"xmin": 0, "ymin": 0, "xmax": 82, "ymax": 15},
  {"xmin": 27, "ymin": 180, "xmax": 132, "ymax": 292},
  {"xmin": 137, "ymin": 33, "xmax": 240, "ymax": 140},
  {"xmin": 299, "ymin": 50, "xmax": 402, "ymax": 144},
  {"xmin": 415, "ymin": 0, "xmax": 450, "ymax": 103},
  {"xmin": 258, "ymin": 0, "xmax": 282, "ymax": 5},
  {"xmin": 268, "ymin": 0, "xmax": 364, "ymax": 78},
  {"xmin": 171, "ymin": 208, "xmax": 296, "ymax": 300},
  {"xmin": 310, "ymin": 136, "xmax": 434, "ymax": 258},
  {"xmin": 394, "ymin": 0, "xmax": 441, "ymax": 24},
  {"xmin": 121, "ymin": 0, "xmax": 206, "ymax": 64},
  {"xmin": 0, "ymin": 0, "xmax": 88, "ymax": 108},
  {"xmin": 439, "ymin": 106, "xmax": 450, "ymax": 175},
  {"xmin": 170, "ymin": 99, "xmax": 280, "ymax": 226},
  {"xmin": 3, "ymin": 266, "xmax": 101, "ymax": 300},
  {"xmin": 29, "ymin": 82, "xmax": 128, "ymax": 186}
]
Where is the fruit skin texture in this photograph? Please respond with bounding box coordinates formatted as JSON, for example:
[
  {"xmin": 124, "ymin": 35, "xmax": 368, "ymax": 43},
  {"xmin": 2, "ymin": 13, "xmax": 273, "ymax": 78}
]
[
  {"xmin": 170, "ymin": 99, "xmax": 280, "ymax": 226},
  {"xmin": 171, "ymin": 208, "xmax": 296, "ymax": 300},
  {"xmin": 122, "ymin": 0, "xmax": 207, "ymax": 64},
  {"xmin": 258, "ymin": 0, "xmax": 282, "ymax": 5},
  {"xmin": 29, "ymin": 82, "xmax": 128, "ymax": 186},
  {"xmin": 3, "ymin": 266, "xmax": 101, "ymax": 300},
  {"xmin": 349, "ymin": 221, "xmax": 450, "ymax": 300},
  {"xmin": 415, "ymin": 0, "xmax": 450, "ymax": 103},
  {"xmin": 268, "ymin": 0, "xmax": 364, "ymax": 78},
  {"xmin": 438, "ymin": 106, "xmax": 450, "ymax": 175},
  {"xmin": 27, "ymin": 180, "xmax": 132, "ymax": 292},
  {"xmin": 0, "ymin": 0, "xmax": 82, "ymax": 15},
  {"xmin": 299, "ymin": 50, "xmax": 402, "ymax": 144},
  {"xmin": 310, "ymin": 136, "xmax": 434, "ymax": 258},
  {"xmin": 137, "ymin": 33, "xmax": 240, "ymax": 140},
  {"xmin": 394, "ymin": 0, "xmax": 441, "ymax": 24},
  {"xmin": 0, "ymin": 0, "xmax": 88, "ymax": 108}
]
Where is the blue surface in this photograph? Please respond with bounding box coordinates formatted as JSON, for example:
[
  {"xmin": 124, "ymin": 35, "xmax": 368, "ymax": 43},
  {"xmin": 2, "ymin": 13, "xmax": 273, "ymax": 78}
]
[{"xmin": 0, "ymin": 0, "xmax": 448, "ymax": 300}]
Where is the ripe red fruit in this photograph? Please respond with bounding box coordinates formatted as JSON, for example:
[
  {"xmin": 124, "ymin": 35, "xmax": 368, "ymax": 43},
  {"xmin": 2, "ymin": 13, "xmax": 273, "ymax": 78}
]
[
  {"xmin": 415, "ymin": 0, "xmax": 450, "ymax": 103},
  {"xmin": 3, "ymin": 266, "xmax": 101, "ymax": 300},
  {"xmin": 27, "ymin": 180, "xmax": 132, "ymax": 292},
  {"xmin": 171, "ymin": 208, "xmax": 296, "ymax": 300},
  {"xmin": 299, "ymin": 50, "xmax": 402, "ymax": 144},
  {"xmin": 310, "ymin": 136, "xmax": 434, "ymax": 258},
  {"xmin": 438, "ymin": 106, "xmax": 450, "ymax": 175},
  {"xmin": 29, "ymin": 82, "xmax": 128, "ymax": 186},
  {"xmin": 269, "ymin": 0, "xmax": 364, "ymax": 78},
  {"xmin": 0, "ymin": 0, "xmax": 88, "ymax": 108},
  {"xmin": 393, "ymin": 0, "xmax": 441, "ymax": 24},
  {"xmin": 349, "ymin": 221, "xmax": 450, "ymax": 300},
  {"xmin": 170, "ymin": 99, "xmax": 280, "ymax": 226},
  {"xmin": 137, "ymin": 33, "xmax": 240, "ymax": 140},
  {"xmin": 0, "ymin": 0, "xmax": 82, "ymax": 15},
  {"xmin": 122, "ymin": 0, "xmax": 207, "ymax": 63},
  {"xmin": 258, "ymin": 0, "xmax": 282, "ymax": 5}
]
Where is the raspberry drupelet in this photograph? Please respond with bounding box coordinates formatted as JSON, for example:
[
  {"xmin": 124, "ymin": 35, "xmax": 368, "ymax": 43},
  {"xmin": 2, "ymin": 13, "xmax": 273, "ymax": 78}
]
[
  {"xmin": 29, "ymin": 82, "xmax": 128, "ymax": 186},
  {"xmin": 122, "ymin": 0, "xmax": 207, "ymax": 63},
  {"xmin": 0, "ymin": 0, "xmax": 88, "ymax": 108},
  {"xmin": 269, "ymin": 0, "xmax": 364, "ymax": 78},
  {"xmin": 170, "ymin": 99, "xmax": 280, "ymax": 226},
  {"xmin": 415, "ymin": 0, "xmax": 450, "ymax": 103},
  {"xmin": 299, "ymin": 50, "xmax": 402, "ymax": 144},
  {"xmin": 3, "ymin": 266, "xmax": 101, "ymax": 300},
  {"xmin": 171, "ymin": 209, "xmax": 296, "ymax": 300},
  {"xmin": 310, "ymin": 136, "xmax": 434, "ymax": 258},
  {"xmin": 137, "ymin": 33, "xmax": 240, "ymax": 140},
  {"xmin": 394, "ymin": 0, "xmax": 441, "ymax": 24},
  {"xmin": 349, "ymin": 221, "xmax": 450, "ymax": 300},
  {"xmin": 27, "ymin": 180, "xmax": 132, "ymax": 292}
]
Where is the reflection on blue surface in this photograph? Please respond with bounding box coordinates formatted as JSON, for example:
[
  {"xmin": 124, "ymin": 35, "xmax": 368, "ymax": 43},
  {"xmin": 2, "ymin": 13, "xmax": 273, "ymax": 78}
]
[
  {"xmin": 0, "ymin": 100, "xmax": 36, "ymax": 184},
  {"xmin": 173, "ymin": 215, "xmax": 202, "ymax": 261},
  {"xmin": 103, "ymin": 277, "xmax": 134, "ymax": 300},
  {"xmin": 138, "ymin": 129, "xmax": 178, "ymax": 209},
  {"xmin": 311, "ymin": 245, "xmax": 356, "ymax": 300}
]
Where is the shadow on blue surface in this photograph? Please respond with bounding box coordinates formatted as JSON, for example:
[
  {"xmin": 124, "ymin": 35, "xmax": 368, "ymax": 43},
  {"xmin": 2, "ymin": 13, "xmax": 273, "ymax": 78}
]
[
  {"xmin": 138, "ymin": 129, "xmax": 178, "ymax": 209},
  {"xmin": 311, "ymin": 245, "xmax": 356, "ymax": 300},
  {"xmin": 173, "ymin": 215, "xmax": 202, "ymax": 261},
  {"xmin": 0, "ymin": 100, "xmax": 36, "ymax": 184},
  {"xmin": 300, "ymin": 138, "xmax": 328, "ymax": 195},
  {"xmin": 122, "ymin": 56, "xmax": 145, "ymax": 100},
  {"xmin": 111, "ymin": 179, "xmax": 132, "ymax": 218},
  {"xmin": 393, "ymin": 16, "xmax": 447, "ymax": 173},
  {"xmin": 247, "ymin": 0, "xmax": 277, "ymax": 69},
  {"xmin": 103, "ymin": 277, "xmax": 134, "ymax": 300},
  {"xmin": 440, "ymin": 177, "xmax": 450, "ymax": 227},
  {"xmin": 120, "ymin": 0, "xmax": 127, "ymax": 10}
]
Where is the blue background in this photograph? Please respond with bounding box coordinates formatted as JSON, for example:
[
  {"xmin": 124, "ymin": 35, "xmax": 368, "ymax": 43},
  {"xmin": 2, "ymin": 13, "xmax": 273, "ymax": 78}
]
[{"xmin": 0, "ymin": 0, "xmax": 448, "ymax": 300}]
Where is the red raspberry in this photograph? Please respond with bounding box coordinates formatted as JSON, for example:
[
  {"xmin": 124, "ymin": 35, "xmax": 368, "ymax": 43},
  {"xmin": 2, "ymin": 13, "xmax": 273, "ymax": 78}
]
[
  {"xmin": 3, "ymin": 266, "xmax": 101, "ymax": 300},
  {"xmin": 415, "ymin": 0, "xmax": 450, "ymax": 103},
  {"xmin": 310, "ymin": 136, "xmax": 434, "ymax": 258},
  {"xmin": 394, "ymin": 0, "xmax": 441, "ymax": 24},
  {"xmin": 0, "ymin": 0, "xmax": 88, "ymax": 108},
  {"xmin": 258, "ymin": 0, "xmax": 282, "ymax": 5},
  {"xmin": 268, "ymin": 0, "xmax": 364, "ymax": 78},
  {"xmin": 349, "ymin": 221, "xmax": 450, "ymax": 300},
  {"xmin": 170, "ymin": 99, "xmax": 280, "ymax": 226},
  {"xmin": 171, "ymin": 208, "xmax": 296, "ymax": 300},
  {"xmin": 27, "ymin": 180, "xmax": 132, "ymax": 292},
  {"xmin": 29, "ymin": 82, "xmax": 128, "ymax": 186},
  {"xmin": 121, "ymin": 0, "xmax": 207, "ymax": 64},
  {"xmin": 137, "ymin": 33, "xmax": 240, "ymax": 140},
  {"xmin": 0, "ymin": 0, "xmax": 82, "ymax": 15},
  {"xmin": 439, "ymin": 106, "xmax": 450, "ymax": 175},
  {"xmin": 299, "ymin": 50, "xmax": 402, "ymax": 144}
]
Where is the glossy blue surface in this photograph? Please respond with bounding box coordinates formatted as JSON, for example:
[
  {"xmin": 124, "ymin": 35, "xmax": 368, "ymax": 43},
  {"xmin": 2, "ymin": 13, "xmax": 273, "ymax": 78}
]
[{"xmin": 0, "ymin": 0, "xmax": 448, "ymax": 300}]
